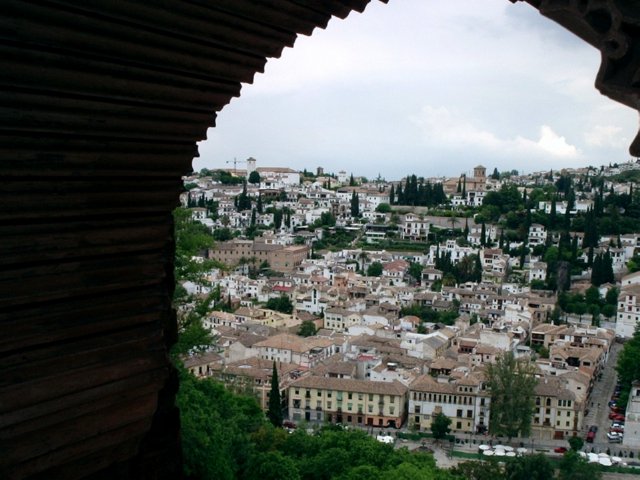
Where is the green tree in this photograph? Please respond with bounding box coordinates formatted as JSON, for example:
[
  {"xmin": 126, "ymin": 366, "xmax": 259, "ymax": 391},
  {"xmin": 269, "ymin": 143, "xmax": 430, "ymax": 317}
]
[
  {"xmin": 568, "ymin": 436, "xmax": 584, "ymax": 451},
  {"xmin": 430, "ymin": 412, "xmax": 451, "ymax": 441},
  {"xmin": 615, "ymin": 324, "xmax": 640, "ymax": 408},
  {"xmin": 298, "ymin": 320, "xmax": 317, "ymax": 337},
  {"xmin": 376, "ymin": 203, "xmax": 391, "ymax": 213},
  {"xmin": 177, "ymin": 368, "xmax": 264, "ymax": 480},
  {"xmin": 351, "ymin": 191, "xmax": 360, "ymax": 217},
  {"xmin": 486, "ymin": 352, "xmax": 538, "ymax": 439},
  {"xmin": 248, "ymin": 170, "xmax": 261, "ymax": 184},
  {"xmin": 213, "ymin": 227, "xmax": 233, "ymax": 241},
  {"xmin": 584, "ymin": 286, "xmax": 601, "ymax": 306},
  {"xmin": 367, "ymin": 262, "xmax": 383, "ymax": 277},
  {"xmin": 452, "ymin": 460, "xmax": 503, "ymax": 480},
  {"xmin": 605, "ymin": 286, "xmax": 619, "ymax": 305},
  {"xmin": 266, "ymin": 295, "xmax": 294, "ymax": 314},
  {"xmin": 504, "ymin": 453, "xmax": 555, "ymax": 480},
  {"xmin": 408, "ymin": 262, "xmax": 423, "ymax": 284},
  {"xmin": 557, "ymin": 450, "xmax": 601, "ymax": 480},
  {"xmin": 267, "ymin": 361, "xmax": 283, "ymax": 428},
  {"xmin": 237, "ymin": 182, "xmax": 252, "ymax": 211}
]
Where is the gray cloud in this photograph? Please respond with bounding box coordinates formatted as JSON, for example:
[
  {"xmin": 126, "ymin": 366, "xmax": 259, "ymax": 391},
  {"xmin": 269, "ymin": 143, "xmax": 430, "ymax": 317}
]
[{"xmin": 195, "ymin": 0, "xmax": 636, "ymax": 179}]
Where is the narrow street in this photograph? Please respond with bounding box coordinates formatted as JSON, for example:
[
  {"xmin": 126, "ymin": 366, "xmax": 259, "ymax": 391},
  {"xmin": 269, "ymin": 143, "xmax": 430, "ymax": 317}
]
[{"xmin": 583, "ymin": 342, "xmax": 631, "ymax": 456}]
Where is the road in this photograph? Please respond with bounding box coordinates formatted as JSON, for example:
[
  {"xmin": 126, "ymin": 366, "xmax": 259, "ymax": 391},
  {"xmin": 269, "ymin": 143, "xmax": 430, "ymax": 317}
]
[{"xmin": 583, "ymin": 342, "xmax": 628, "ymax": 454}]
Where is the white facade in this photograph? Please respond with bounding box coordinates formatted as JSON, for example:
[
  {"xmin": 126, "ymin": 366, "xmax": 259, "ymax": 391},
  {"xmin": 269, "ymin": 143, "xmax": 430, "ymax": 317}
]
[{"xmin": 616, "ymin": 285, "xmax": 640, "ymax": 338}]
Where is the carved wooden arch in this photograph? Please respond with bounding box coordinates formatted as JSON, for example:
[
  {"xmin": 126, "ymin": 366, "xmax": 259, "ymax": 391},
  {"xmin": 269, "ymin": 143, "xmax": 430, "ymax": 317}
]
[{"xmin": 1, "ymin": 1, "xmax": 638, "ymax": 479}]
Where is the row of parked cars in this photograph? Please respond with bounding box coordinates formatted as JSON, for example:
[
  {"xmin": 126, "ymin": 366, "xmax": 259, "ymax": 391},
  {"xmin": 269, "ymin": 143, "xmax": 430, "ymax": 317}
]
[
  {"xmin": 586, "ymin": 381, "xmax": 625, "ymax": 443},
  {"xmin": 606, "ymin": 382, "xmax": 625, "ymax": 443}
]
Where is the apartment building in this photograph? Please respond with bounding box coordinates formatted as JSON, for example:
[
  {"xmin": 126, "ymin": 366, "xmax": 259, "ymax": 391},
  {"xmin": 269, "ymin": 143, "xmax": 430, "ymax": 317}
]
[
  {"xmin": 532, "ymin": 376, "xmax": 582, "ymax": 440},
  {"xmin": 399, "ymin": 214, "xmax": 430, "ymax": 242},
  {"xmin": 324, "ymin": 307, "xmax": 363, "ymax": 333},
  {"xmin": 288, "ymin": 376, "xmax": 408, "ymax": 428},
  {"xmin": 208, "ymin": 238, "xmax": 309, "ymax": 273},
  {"xmin": 254, "ymin": 333, "xmax": 337, "ymax": 369},
  {"xmin": 617, "ymin": 284, "xmax": 640, "ymax": 339},
  {"xmin": 210, "ymin": 357, "xmax": 301, "ymax": 411},
  {"xmin": 408, "ymin": 373, "xmax": 490, "ymax": 434}
]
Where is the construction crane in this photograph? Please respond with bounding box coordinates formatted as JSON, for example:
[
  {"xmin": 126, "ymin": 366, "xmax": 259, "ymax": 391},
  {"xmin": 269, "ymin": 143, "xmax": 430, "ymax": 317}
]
[{"xmin": 225, "ymin": 157, "xmax": 246, "ymax": 176}]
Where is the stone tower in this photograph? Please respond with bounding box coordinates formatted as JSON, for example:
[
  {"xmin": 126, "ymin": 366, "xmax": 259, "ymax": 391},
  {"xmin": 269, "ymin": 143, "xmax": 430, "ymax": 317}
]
[{"xmin": 474, "ymin": 165, "xmax": 486, "ymax": 179}]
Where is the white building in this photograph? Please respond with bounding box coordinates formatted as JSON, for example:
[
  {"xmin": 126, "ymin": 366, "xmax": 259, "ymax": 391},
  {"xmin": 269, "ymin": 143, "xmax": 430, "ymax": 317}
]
[
  {"xmin": 528, "ymin": 224, "xmax": 547, "ymax": 246},
  {"xmin": 400, "ymin": 214, "xmax": 430, "ymax": 242},
  {"xmin": 623, "ymin": 380, "xmax": 640, "ymax": 448},
  {"xmin": 409, "ymin": 374, "xmax": 490, "ymax": 434},
  {"xmin": 616, "ymin": 284, "xmax": 640, "ymax": 338}
]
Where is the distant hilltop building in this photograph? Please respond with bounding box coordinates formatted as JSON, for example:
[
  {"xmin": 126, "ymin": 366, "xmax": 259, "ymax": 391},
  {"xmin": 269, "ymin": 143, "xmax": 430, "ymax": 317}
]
[
  {"xmin": 246, "ymin": 157, "xmax": 256, "ymax": 175},
  {"xmin": 221, "ymin": 157, "xmax": 300, "ymax": 187},
  {"xmin": 443, "ymin": 165, "xmax": 487, "ymax": 195}
]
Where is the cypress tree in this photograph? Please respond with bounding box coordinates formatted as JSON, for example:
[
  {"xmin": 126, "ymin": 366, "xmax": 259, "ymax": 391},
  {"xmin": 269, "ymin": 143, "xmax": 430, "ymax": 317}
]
[
  {"xmin": 267, "ymin": 361, "xmax": 283, "ymax": 427},
  {"xmin": 571, "ymin": 235, "xmax": 578, "ymax": 262},
  {"xmin": 396, "ymin": 184, "xmax": 404, "ymax": 205},
  {"xmin": 550, "ymin": 196, "xmax": 557, "ymax": 229},
  {"xmin": 480, "ymin": 222, "xmax": 486, "ymax": 247},
  {"xmin": 591, "ymin": 253, "xmax": 602, "ymax": 286},
  {"xmin": 389, "ymin": 184, "xmax": 395, "ymax": 205},
  {"xmin": 350, "ymin": 192, "xmax": 360, "ymax": 217},
  {"xmin": 604, "ymin": 250, "xmax": 614, "ymax": 284},
  {"xmin": 473, "ymin": 254, "xmax": 483, "ymax": 283}
]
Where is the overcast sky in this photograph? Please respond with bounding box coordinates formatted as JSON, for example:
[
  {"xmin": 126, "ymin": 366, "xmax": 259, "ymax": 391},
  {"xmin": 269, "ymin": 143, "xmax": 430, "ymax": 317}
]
[{"xmin": 195, "ymin": 0, "xmax": 637, "ymax": 180}]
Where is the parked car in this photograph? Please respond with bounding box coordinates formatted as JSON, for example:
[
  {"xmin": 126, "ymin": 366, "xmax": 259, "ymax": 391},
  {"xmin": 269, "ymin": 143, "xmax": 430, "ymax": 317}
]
[
  {"xmin": 607, "ymin": 432, "xmax": 623, "ymax": 443},
  {"xmin": 611, "ymin": 422, "xmax": 625, "ymax": 429},
  {"xmin": 609, "ymin": 413, "xmax": 625, "ymax": 421},
  {"xmin": 611, "ymin": 426, "xmax": 625, "ymax": 434},
  {"xmin": 554, "ymin": 446, "xmax": 568, "ymax": 453},
  {"xmin": 586, "ymin": 431, "xmax": 596, "ymax": 443}
]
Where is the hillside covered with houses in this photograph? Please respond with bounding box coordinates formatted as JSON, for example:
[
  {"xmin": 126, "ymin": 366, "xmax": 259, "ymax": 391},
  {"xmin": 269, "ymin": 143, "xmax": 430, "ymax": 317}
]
[{"xmin": 176, "ymin": 157, "xmax": 640, "ymax": 445}]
